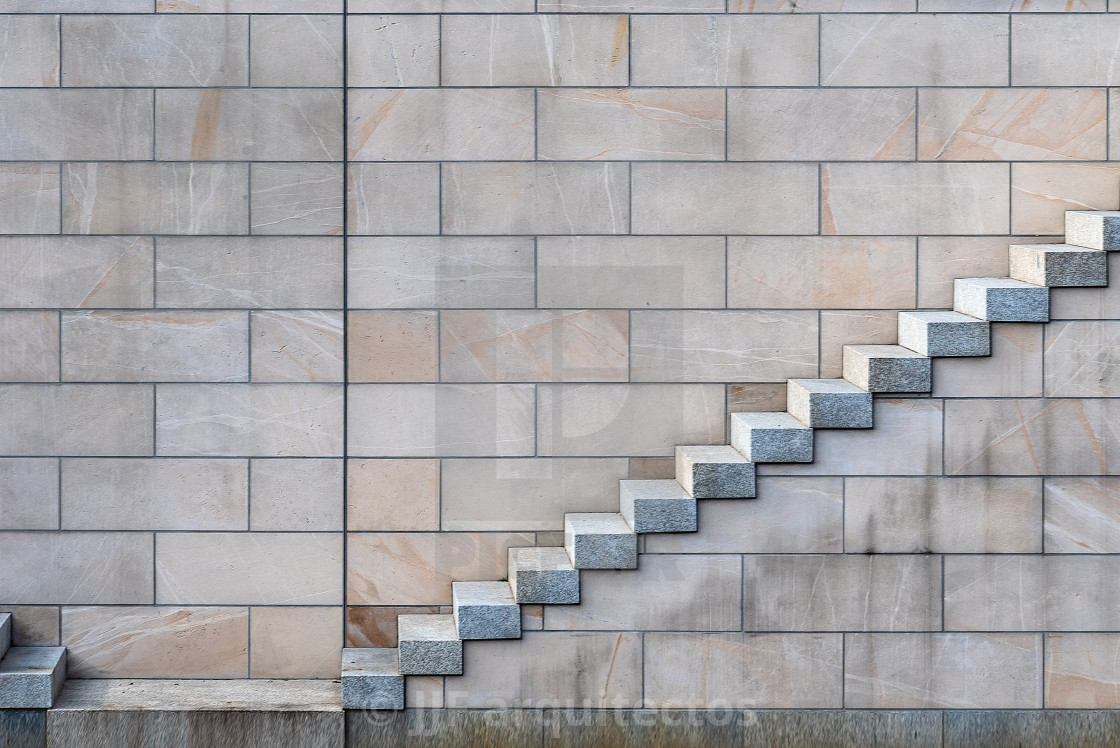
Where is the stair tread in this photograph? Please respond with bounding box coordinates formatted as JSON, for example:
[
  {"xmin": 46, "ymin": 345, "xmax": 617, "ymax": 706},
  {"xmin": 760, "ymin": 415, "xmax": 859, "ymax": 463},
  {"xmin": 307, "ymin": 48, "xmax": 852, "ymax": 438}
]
[
  {"xmin": 565, "ymin": 512, "xmax": 635, "ymax": 536},
  {"xmin": 397, "ymin": 614, "xmax": 459, "ymax": 643},
  {"xmin": 956, "ymin": 276, "xmax": 1046, "ymax": 289},
  {"xmin": 843, "ymin": 344, "xmax": 928, "ymax": 360},
  {"xmin": 0, "ymin": 647, "xmax": 65, "ymax": 674},
  {"xmin": 1009, "ymin": 242, "xmax": 1106, "ymax": 253},
  {"xmin": 619, "ymin": 478, "xmax": 692, "ymax": 499},
  {"xmin": 342, "ymin": 647, "xmax": 400, "ymax": 676},
  {"xmin": 676, "ymin": 444, "xmax": 750, "ymax": 464},
  {"xmin": 453, "ymin": 580, "xmax": 516, "ymax": 606},
  {"xmin": 509, "ymin": 545, "xmax": 576, "ymax": 572},
  {"xmin": 729, "ymin": 411, "xmax": 810, "ymax": 430},
  {"xmin": 788, "ymin": 378, "xmax": 868, "ymax": 394},
  {"xmin": 899, "ymin": 309, "xmax": 985, "ymax": 324}
]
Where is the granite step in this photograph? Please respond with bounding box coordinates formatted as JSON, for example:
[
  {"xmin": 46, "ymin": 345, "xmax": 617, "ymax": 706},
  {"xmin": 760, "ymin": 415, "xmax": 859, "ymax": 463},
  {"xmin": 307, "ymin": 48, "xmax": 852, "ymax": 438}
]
[
  {"xmin": 619, "ymin": 479, "xmax": 698, "ymax": 534},
  {"xmin": 675, "ymin": 445, "xmax": 756, "ymax": 499},
  {"xmin": 564, "ymin": 513, "xmax": 638, "ymax": 569},
  {"xmin": 1009, "ymin": 243, "xmax": 1108, "ymax": 287},
  {"xmin": 0, "ymin": 647, "xmax": 66, "ymax": 709},
  {"xmin": 898, "ymin": 310, "xmax": 990, "ymax": 357},
  {"xmin": 787, "ymin": 379, "xmax": 873, "ymax": 429},
  {"xmin": 341, "ymin": 648, "xmax": 404, "ymax": 710},
  {"xmin": 843, "ymin": 344, "xmax": 931, "ymax": 393},
  {"xmin": 0, "ymin": 614, "xmax": 9, "ymax": 662},
  {"xmin": 397, "ymin": 615, "xmax": 462, "ymax": 676},
  {"xmin": 1065, "ymin": 210, "xmax": 1120, "ymax": 251},
  {"xmin": 729, "ymin": 412, "xmax": 813, "ymax": 463},
  {"xmin": 453, "ymin": 581, "xmax": 521, "ymax": 640},
  {"xmin": 508, "ymin": 546, "xmax": 580, "ymax": 605},
  {"xmin": 953, "ymin": 277, "xmax": 1049, "ymax": 322}
]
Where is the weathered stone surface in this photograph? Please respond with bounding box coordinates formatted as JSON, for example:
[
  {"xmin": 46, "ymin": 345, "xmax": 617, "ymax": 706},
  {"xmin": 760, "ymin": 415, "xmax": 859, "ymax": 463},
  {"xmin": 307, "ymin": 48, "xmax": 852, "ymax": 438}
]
[
  {"xmin": 453, "ymin": 581, "xmax": 521, "ymax": 641},
  {"xmin": 0, "ymin": 236, "xmax": 153, "ymax": 309},
  {"xmin": 945, "ymin": 710, "xmax": 1120, "ymax": 748},
  {"xmin": 507, "ymin": 547, "xmax": 579, "ymax": 605},
  {"xmin": 564, "ymin": 513, "xmax": 636, "ymax": 570},
  {"xmin": 0, "ymin": 459, "xmax": 58, "ymax": 531},
  {"xmin": 0, "ymin": 90, "xmax": 152, "ymax": 160},
  {"xmin": 730, "ymin": 412, "xmax": 813, "ymax": 463},
  {"xmin": 1045, "ymin": 478, "xmax": 1120, "ymax": 553},
  {"xmin": 250, "ymin": 607, "xmax": 342, "ymax": 680},
  {"xmin": 675, "ymin": 445, "xmax": 755, "ymax": 499},
  {"xmin": 1009, "ymin": 244, "xmax": 1108, "ymax": 287},
  {"xmin": 342, "ymin": 648, "xmax": 403, "ymax": 710},
  {"xmin": 1044, "ymin": 321, "xmax": 1120, "ymax": 397},
  {"xmin": 786, "ymin": 379, "xmax": 873, "ymax": 429},
  {"xmin": 0, "ymin": 164, "xmax": 59, "ymax": 234},
  {"xmin": 619, "ymin": 479, "xmax": 697, "ymax": 533},
  {"xmin": 0, "ymin": 647, "xmax": 65, "ymax": 709},
  {"xmin": 932, "ymin": 323, "xmax": 1043, "ymax": 398},
  {"xmin": 349, "ymin": 709, "xmax": 544, "ymax": 748},
  {"xmin": 740, "ymin": 711, "xmax": 942, "ymax": 748},
  {"xmin": 843, "ymin": 345, "xmax": 932, "ymax": 393},
  {"xmin": 250, "ymin": 15, "xmax": 342, "ymax": 87},
  {"xmin": 954, "ymin": 278, "xmax": 1049, "ymax": 322},
  {"xmin": 1067, "ymin": 210, "xmax": 1120, "ymax": 251},
  {"xmin": 898, "ymin": 311, "xmax": 990, "ymax": 357},
  {"xmin": 0, "ymin": 709, "xmax": 44, "ymax": 748},
  {"xmin": 397, "ymin": 615, "xmax": 462, "ymax": 676}
]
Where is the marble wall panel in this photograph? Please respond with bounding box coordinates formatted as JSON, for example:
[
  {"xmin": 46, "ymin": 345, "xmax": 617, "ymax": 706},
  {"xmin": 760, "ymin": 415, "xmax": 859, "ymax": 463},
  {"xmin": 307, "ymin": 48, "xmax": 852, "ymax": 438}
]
[
  {"xmin": 0, "ymin": 605, "xmax": 59, "ymax": 646},
  {"xmin": 1011, "ymin": 163, "xmax": 1120, "ymax": 235},
  {"xmin": 917, "ymin": 236, "xmax": 1055, "ymax": 309},
  {"xmin": 348, "ymin": 311, "xmax": 438, "ymax": 383},
  {"xmin": 0, "ymin": 311, "xmax": 58, "ymax": 382},
  {"xmin": 0, "ymin": 384, "xmax": 153, "ymax": 456},
  {"xmin": 1045, "ymin": 477, "xmax": 1120, "ymax": 553},
  {"xmin": 0, "ymin": 459, "xmax": 58, "ymax": 531},
  {"xmin": 1045, "ymin": 321, "xmax": 1120, "ymax": 397},
  {"xmin": 0, "ymin": 236, "xmax": 153, "ymax": 309},
  {"xmin": 249, "ymin": 607, "xmax": 342, "ymax": 679},
  {"xmin": 347, "ymin": 15, "xmax": 439, "ymax": 88},
  {"xmin": 0, "ymin": 15, "xmax": 58, "ymax": 87},
  {"xmin": 249, "ymin": 458, "xmax": 343, "ymax": 531},
  {"xmin": 818, "ymin": 311, "xmax": 898, "ymax": 379},
  {"xmin": 251, "ymin": 311, "xmax": 344, "ymax": 383},
  {"xmin": 0, "ymin": 90, "xmax": 152, "ymax": 160},
  {"xmin": 0, "ymin": 164, "xmax": 59, "ymax": 234},
  {"xmin": 932, "ymin": 323, "xmax": 1043, "ymax": 398},
  {"xmin": 1013, "ymin": 15, "xmax": 1120, "ymax": 85},
  {"xmin": 348, "ymin": 163, "xmax": 439, "ymax": 235},
  {"xmin": 0, "ymin": 531, "xmax": 153, "ymax": 604},
  {"xmin": 250, "ymin": 15, "xmax": 343, "ymax": 87},
  {"xmin": 347, "ymin": 459, "xmax": 439, "ymax": 532},
  {"xmin": 249, "ymin": 164, "xmax": 343, "ymax": 236},
  {"xmin": 1047, "ymin": 634, "xmax": 1120, "ymax": 708}
]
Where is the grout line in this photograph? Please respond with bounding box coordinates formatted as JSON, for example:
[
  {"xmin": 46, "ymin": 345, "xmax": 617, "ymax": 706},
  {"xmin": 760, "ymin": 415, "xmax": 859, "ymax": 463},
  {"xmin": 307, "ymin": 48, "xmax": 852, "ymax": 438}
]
[{"xmin": 341, "ymin": 0, "xmax": 350, "ymax": 648}]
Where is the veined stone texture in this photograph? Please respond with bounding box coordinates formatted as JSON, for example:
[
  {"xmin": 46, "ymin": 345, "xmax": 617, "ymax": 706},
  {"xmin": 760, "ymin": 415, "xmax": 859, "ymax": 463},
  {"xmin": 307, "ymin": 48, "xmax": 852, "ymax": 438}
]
[{"xmin": 3, "ymin": 0, "xmax": 1120, "ymax": 708}]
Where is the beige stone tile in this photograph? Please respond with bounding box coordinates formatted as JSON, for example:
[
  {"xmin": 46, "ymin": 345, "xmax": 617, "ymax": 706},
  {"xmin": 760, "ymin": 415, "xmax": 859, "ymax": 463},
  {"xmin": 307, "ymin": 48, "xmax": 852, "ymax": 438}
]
[
  {"xmin": 62, "ymin": 606, "xmax": 248, "ymax": 679},
  {"xmin": 729, "ymin": 89, "xmax": 914, "ymax": 161},
  {"xmin": 350, "ymin": 89, "xmax": 534, "ymax": 162},
  {"xmin": 345, "ymin": 605, "xmax": 440, "ymax": 648},
  {"xmin": 250, "ymin": 163, "xmax": 343, "ymax": 237},
  {"xmin": 944, "ymin": 556, "xmax": 1120, "ymax": 631},
  {"xmin": 406, "ymin": 676, "xmax": 444, "ymax": 709},
  {"xmin": 348, "ymin": 311, "xmax": 438, "ymax": 383},
  {"xmin": 446, "ymin": 631, "xmax": 641, "ymax": 708},
  {"xmin": 156, "ymin": 237, "xmax": 342, "ymax": 309},
  {"xmin": 250, "ymin": 607, "xmax": 341, "ymax": 679},
  {"xmin": 944, "ymin": 398, "xmax": 1120, "ymax": 476},
  {"xmin": 919, "ymin": 88, "xmax": 1106, "ymax": 161},
  {"xmin": 1013, "ymin": 16, "xmax": 1120, "ymax": 85},
  {"xmin": 917, "ymin": 236, "xmax": 1058, "ymax": 308},
  {"xmin": 7, "ymin": 0, "xmax": 147, "ymax": 8},
  {"xmin": 442, "ymin": 163, "xmax": 628, "ymax": 235},
  {"xmin": 156, "ymin": 384, "xmax": 343, "ymax": 457},
  {"xmin": 819, "ymin": 310, "xmax": 898, "ymax": 379},
  {"xmin": 0, "ymin": 15, "xmax": 58, "ymax": 86},
  {"xmin": 157, "ymin": 532, "xmax": 342, "ymax": 605},
  {"xmin": 63, "ymin": 163, "xmax": 248, "ymax": 236},
  {"xmin": 0, "ymin": 164, "xmax": 59, "ymax": 234},
  {"xmin": 0, "ymin": 606, "xmax": 59, "ymax": 647},
  {"xmin": 924, "ymin": 0, "xmax": 1103, "ymax": 7},
  {"xmin": 347, "ymin": 459, "xmax": 439, "ymax": 532},
  {"xmin": 544, "ymin": 0, "xmax": 721, "ymax": 8},
  {"xmin": 644, "ymin": 633, "xmax": 842, "ymax": 708},
  {"xmin": 846, "ymin": 477, "xmax": 1042, "ymax": 554},
  {"xmin": 1051, "ymin": 253, "xmax": 1120, "ymax": 320},
  {"xmin": 823, "ymin": 163, "xmax": 1010, "ymax": 235},
  {"xmin": 441, "ymin": 458, "xmax": 629, "ymax": 531},
  {"xmin": 729, "ymin": 237, "xmax": 915, "ymax": 310},
  {"xmin": 845, "ymin": 633, "xmax": 1042, "ymax": 708},
  {"xmin": 631, "ymin": 310, "xmax": 817, "ymax": 383},
  {"xmin": 727, "ymin": 383, "xmax": 787, "ymax": 413},
  {"xmin": 350, "ymin": 0, "xmax": 529, "ymax": 8},
  {"xmin": 61, "ymin": 15, "xmax": 248, "ymax": 86},
  {"xmin": 0, "ymin": 384, "xmax": 152, "ymax": 456},
  {"xmin": 442, "ymin": 14, "xmax": 628, "ymax": 87},
  {"xmin": 538, "ymin": 383, "xmax": 724, "ymax": 457},
  {"xmin": 631, "ymin": 15, "xmax": 817, "ymax": 86},
  {"xmin": 0, "ymin": 532, "xmax": 152, "ymax": 604},
  {"xmin": 0, "ymin": 459, "xmax": 58, "ymax": 531},
  {"xmin": 743, "ymin": 555, "xmax": 941, "ymax": 632},
  {"xmin": 61, "ymin": 311, "xmax": 248, "ymax": 383},
  {"xmin": 0, "ymin": 236, "xmax": 152, "ymax": 309},
  {"xmin": 632, "ymin": 163, "xmax": 817, "ymax": 235},
  {"xmin": 348, "ymin": 163, "xmax": 439, "ymax": 235},
  {"xmin": 251, "ymin": 311, "xmax": 344, "ymax": 384},
  {"xmin": 250, "ymin": 15, "xmax": 342, "ymax": 87},
  {"xmin": 537, "ymin": 236, "xmax": 724, "ymax": 310},
  {"xmin": 349, "ymin": 237, "xmax": 534, "ymax": 309},
  {"xmin": 249, "ymin": 458, "xmax": 343, "ymax": 532},
  {"xmin": 1045, "ymin": 477, "xmax": 1120, "ymax": 553},
  {"xmin": 348, "ymin": 384, "xmax": 534, "ymax": 457},
  {"xmin": 441, "ymin": 310, "xmax": 628, "ymax": 383},
  {"xmin": 1011, "ymin": 163, "xmax": 1120, "ymax": 235},
  {"xmin": 0, "ymin": 90, "xmax": 152, "ymax": 160},
  {"xmin": 538, "ymin": 88, "xmax": 724, "ymax": 161},
  {"xmin": 0, "ymin": 311, "xmax": 58, "ymax": 382},
  {"xmin": 646, "ymin": 477, "xmax": 843, "ymax": 553},
  {"xmin": 822, "ymin": 14, "xmax": 1009, "ymax": 86},
  {"xmin": 1047, "ymin": 634, "xmax": 1120, "ymax": 708},
  {"xmin": 62, "ymin": 458, "xmax": 248, "ymax": 531},
  {"xmin": 160, "ymin": 0, "xmax": 341, "ymax": 10},
  {"xmin": 1043, "ymin": 322, "xmax": 1120, "ymax": 397},
  {"xmin": 346, "ymin": 532, "xmax": 533, "ymax": 605},
  {"xmin": 347, "ymin": 15, "xmax": 438, "ymax": 88},
  {"xmin": 545, "ymin": 555, "xmax": 741, "ymax": 631},
  {"xmin": 766, "ymin": 399, "xmax": 943, "ymax": 477},
  {"xmin": 933, "ymin": 323, "xmax": 1043, "ymax": 398},
  {"xmin": 156, "ymin": 89, "xmax": 342, "ymax": 161},
  {"xmin": 733, "ymin": 0, "xmax": 915, "ymax": 8}
]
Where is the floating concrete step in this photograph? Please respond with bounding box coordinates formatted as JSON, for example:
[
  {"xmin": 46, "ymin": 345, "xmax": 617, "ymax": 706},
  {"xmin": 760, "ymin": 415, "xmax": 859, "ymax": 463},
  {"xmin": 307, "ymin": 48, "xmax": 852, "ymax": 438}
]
[
  {"xmin": 619, "ymin": 479, "xmax": 698, "ymax": 533},
  {"xmin": 508, "ymin": 546, "xmax": 580, "ymax": 605},
  {"xmin": 729, "ymin": 412, "xmax": 813, "ymax": 463},
  {"xmin": 675, "ymin": 445, "xmax": 755, "ymax": 499},
  {"xmin": 565, "ymin": 513, "xmax": 637, "ymax": 569},
  {"xmin": 898, "ymin": 311, "xmax": 990, "ymax": 357},
  {"xmin": 953, "ymin": 278, "xmax": 1049, "ymax": 322},
  {"xmin": 0, "ymin": 614, "xmax": 9, "ymax": 661},
  {"xmin": 787, "ymin": 379, "xmax": 873, "ymax": 429},
  {"xmin": 453, "ymin": 581, "xmax": 521, "ymax": 640},
  {"xmin": 0, "ymin": 647, "xmax": 66, "ymax": 708},
  {"xmin": 397, "ymin": 615, "xmax": 462, "ymax": 676},
  {"xmin": 843, "ymin": 345, "xmax": 931, "ymax": 393},
  {"xmin": 342, "ymin": 647, "xmax": 404, "ymax": 710},
  {"xmin": 1009, "ymin": 244, "xmax": 1108, "ymax": 287},
  {"xmin": 1066, "ymin": 210, "xmax": 1120, "ymax": 251}
]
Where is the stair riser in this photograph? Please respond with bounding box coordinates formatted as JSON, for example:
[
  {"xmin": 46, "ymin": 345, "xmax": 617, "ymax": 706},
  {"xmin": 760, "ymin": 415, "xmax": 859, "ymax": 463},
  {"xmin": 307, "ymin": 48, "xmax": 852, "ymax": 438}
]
[
  {"xmin": 0, "ymin": 615, "xmax": 9, "ymax": 662},
  {"xmin": 398, "ymin": 642, "xmax": 462, "ymax": 676},
  {"xmin": 730, "ymin": 426, "xmax": 813, "ymax": 463},
  {"xmin": 787, "ymin": 389, "xmax": 872, "ymax": 429},
  {"xmin": 898, "ymin": 316, "xmax": 990, "ymax": 358},
  {"xmin": 0, "ymin": 648, "xmax": 66, "ymax": 709},
  {"xmin": 1010, "ymin": 247, "xmax": 1108, "ymax": 287},
  {"xmin": 954, "ymin": 283, "xmax": 1049, "ymax": 323},
  {"xmin": 675, "ymin": 446, "xmax": 756, "ymax": 499},
  {"xmin": 566, "ymin": 533, "xmax": 638, "ymax": 569},
  {"xmin": 1066, "ymin": 212, "xmax": 1120, "ymax": 252},
  {"xmin": 455, "ymin": 606, "xmax": 522, "ymax": 640}
]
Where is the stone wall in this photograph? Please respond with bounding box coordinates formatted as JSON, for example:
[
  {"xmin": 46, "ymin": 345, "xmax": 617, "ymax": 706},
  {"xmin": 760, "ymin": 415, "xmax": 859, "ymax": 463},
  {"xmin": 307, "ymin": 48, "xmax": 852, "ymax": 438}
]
[{"xmin": 2, "ymin": 0, "xmax": 1120, "ymax": 710}]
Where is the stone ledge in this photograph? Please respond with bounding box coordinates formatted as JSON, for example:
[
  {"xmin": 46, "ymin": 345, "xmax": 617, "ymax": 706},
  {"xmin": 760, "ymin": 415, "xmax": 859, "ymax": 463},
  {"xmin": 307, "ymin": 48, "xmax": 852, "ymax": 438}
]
[{"xmin": 52, "ymin": 679, "xmax": 342, "ymax": 712}]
